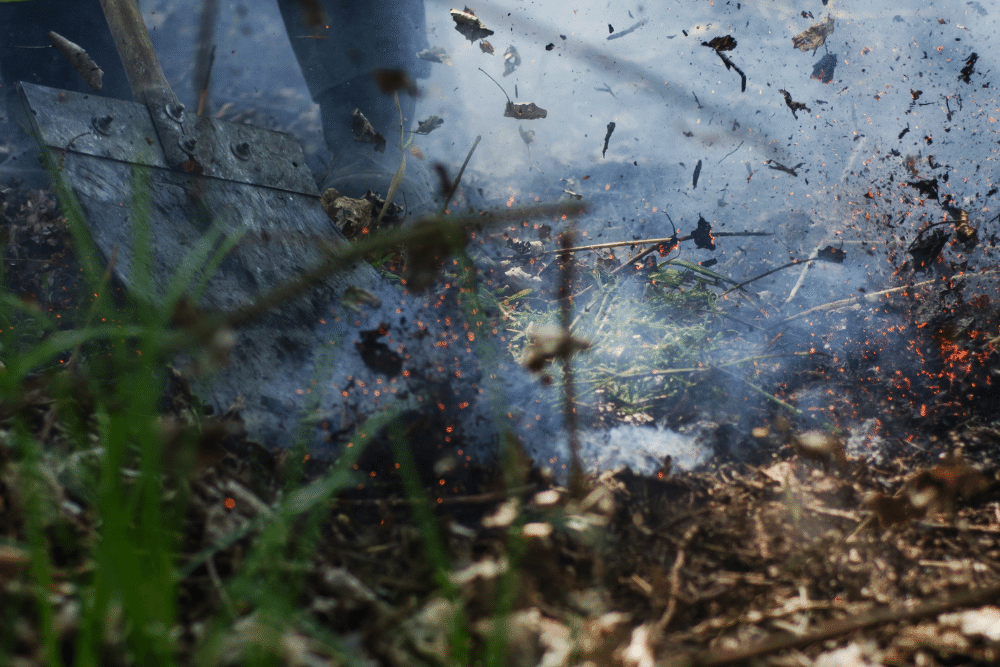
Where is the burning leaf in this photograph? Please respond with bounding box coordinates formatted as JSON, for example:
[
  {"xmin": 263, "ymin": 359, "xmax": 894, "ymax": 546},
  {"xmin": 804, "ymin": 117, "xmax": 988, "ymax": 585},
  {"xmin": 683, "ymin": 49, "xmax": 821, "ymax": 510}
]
[
  {"xmin": 691, "ymin": 215, "xmax": 715, "ymax": 251},
  {"xmin": 504, "ymin": 101, "xmax": 547, "ymax": 120},
  {"xmin": 416, "ymin": 46, "xmax": 452, "ymax": 66},
  {"xmin": 350, "ymin": 109, "xmax": 386, "ymax": 153},
  {"xmin": 907, "ymin": 228, "xmax": 949, "ymax": 271},
  {"xmin": 371, "ymin": 68, "xmax": 418, "ymax": 96},
  {"xmin": 415, "ymin": 116, "xmax": 444, "ymax": 135},
  {"xmin": 480, "ymin": 39, "xmax": 494, "ymax": 55},
  {"xmin": 503, "ymin": 45, "xmax": 521, "ymax": 76},
  {"xmin": 518, "ymin": 125, "xmax": 535, "ymax": 146},
  {"xmin": 817, "ymin": 245, "xmax": 847, "ymax": 263},
  {"xmin": 959, "ymin": 52, "xmax": 978, "ymax": 84},
  {"xmin": 450, "ymin": 7, "xmax": 494, "ymax": 42},
  {"xmin": 48, "ymin": 31, "xmax": 103, "ymax": 91},
  {"xmin": 779, "ymin": 89, "xmax": 811, "ymax": 119},
  {"xmin": 811, "ymin": 52, "xmax": 837, "ymax": 84},
  {"xmin": 792, "ymin": 16, "xmax": 835, "ymax": 53},
  {"xmin": 701, "ymin": 35, "xmax": 736, "ymax": 52},
  {"xmin": 602, "ymin": 122, "xmax": 616, "ymax": 158}
]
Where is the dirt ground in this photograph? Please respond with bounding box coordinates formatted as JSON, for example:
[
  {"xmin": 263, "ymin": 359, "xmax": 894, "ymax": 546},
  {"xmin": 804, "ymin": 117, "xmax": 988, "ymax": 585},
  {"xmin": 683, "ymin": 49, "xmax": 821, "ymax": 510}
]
[{"xmin": 1, "ymin": 179, "xmax": 1000, "ymax": 667}]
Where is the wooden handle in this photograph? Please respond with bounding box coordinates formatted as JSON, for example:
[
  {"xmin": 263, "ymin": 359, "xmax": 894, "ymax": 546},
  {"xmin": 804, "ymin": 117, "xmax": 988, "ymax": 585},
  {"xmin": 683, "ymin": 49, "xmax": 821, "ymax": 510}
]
[
  {"xmin": 98, "ymin": 0, "xmax": 196, "ymax": 171},
  {"xmin": 98, "ymin": 0, "xmax": 178, "ymax": 107}
]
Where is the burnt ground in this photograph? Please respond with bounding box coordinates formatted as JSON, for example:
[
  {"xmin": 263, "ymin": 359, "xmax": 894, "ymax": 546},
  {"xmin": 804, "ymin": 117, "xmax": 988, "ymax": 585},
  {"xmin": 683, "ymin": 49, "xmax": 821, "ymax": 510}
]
[{"xmin": 2, "ymin": 178, "xmax": 1000, "ymax": 667}]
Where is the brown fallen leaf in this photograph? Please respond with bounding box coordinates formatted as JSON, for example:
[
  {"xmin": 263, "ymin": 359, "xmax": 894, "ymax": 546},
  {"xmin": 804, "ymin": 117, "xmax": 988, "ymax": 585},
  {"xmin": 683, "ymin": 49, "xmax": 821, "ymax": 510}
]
[
  {"xmin": 451, "ymin": 7, "xmax": 494, "ymax": 42},
  {"xmin": 792, "ymin": 16, "xmax": 834, "ymax": 53}
]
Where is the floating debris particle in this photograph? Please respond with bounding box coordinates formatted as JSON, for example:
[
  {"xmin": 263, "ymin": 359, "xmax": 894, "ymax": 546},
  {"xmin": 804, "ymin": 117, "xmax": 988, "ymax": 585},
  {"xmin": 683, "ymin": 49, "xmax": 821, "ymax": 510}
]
[
  {"xmin": 607, "ymin": 20, "xmax": 647, "ymax": 40},
  {"xmin": 959, "ymin": 52, "xmax": 978, "ymax": 83},
  {"xmin": 480, "ymin": 40, "xmax": 494, "ymax": 55},
  {"xmin": 692, "ymin": 159, "xmax": 702, "ymax": 188},
  {"xmin": 503, "ymin": 45, "xmax": 521, "ymax": 76},
  {"xmin": 415, "ymin": 116, "xmax": 444, "ymax": 135},
  {"xmin": 602, "ymin": 122, "xmax": 616, "ymax": 158},
  {"xmin": 779, "ymin": 89, "xmax": 811, "ymax": 119},
  {"xmin": 416, "ymin": 46, "xmax": 452, "ymax": 65}
]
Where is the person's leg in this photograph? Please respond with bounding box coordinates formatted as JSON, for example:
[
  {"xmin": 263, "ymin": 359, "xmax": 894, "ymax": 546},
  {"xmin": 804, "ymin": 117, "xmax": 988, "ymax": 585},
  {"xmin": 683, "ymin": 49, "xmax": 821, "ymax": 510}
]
[{"xmin": 277, "ymin": 0, "xmax": 433, "ymax": 210}]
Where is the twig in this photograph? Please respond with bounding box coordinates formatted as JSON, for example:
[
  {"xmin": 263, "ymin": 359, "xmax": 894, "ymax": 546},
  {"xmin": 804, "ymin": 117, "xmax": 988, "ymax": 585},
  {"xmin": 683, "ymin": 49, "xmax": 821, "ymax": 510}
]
[
  {"xmin": 654, "ymin": 524, "xmax": 699, "ymax": 634},
  {"xmin": 768, "ymin": 273, "xmax": 1000, "ymax": 327},
  {"xmin": 377, "ymin": 92, "xmax": 405, "ymax": 224},
  {"xmin": 551, "ymin": 231, "xmax": 771, "ymax": 255},
  {"xmin": 193, "ymin": 0, "xmax": 217, "ymax": 116},
  {"xmin": 662, "ymin": 583, "xmax": 1000, "ymax": 667},
  {"xmin": 560, "ymin": 230, "xmax": 584, "ymax": 497},
  {"xmin": 441, "ymin": 135, "xmax": 482, "ymax": 215},
  {"xmin": 207, "ymin": 555, "xmax": 236, "ymax": 621},
  {"xmin": 711, "ymin": 364, "xmax": 843, "ymax": 436},
  {"xmin": 721, "ymin": 257, "xmax": 826, "ymax": 297}
]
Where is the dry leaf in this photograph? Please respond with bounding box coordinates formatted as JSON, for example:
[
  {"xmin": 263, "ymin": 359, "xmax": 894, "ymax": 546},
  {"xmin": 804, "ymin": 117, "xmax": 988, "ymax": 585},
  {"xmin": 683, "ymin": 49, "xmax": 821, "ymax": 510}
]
[
  {"xmin": 480, "ymin": 40, "xmax": 494, "ymax": 55},
  {"xmin": 350, "ymin": 109, "xmax": 386, "ymax": 153},
  {"xmin": 504, "ymin": 101, "xmax": 547, "ymax": 120},
  {"xmin": 450, "ymin": 7, "xmax": 494, "ymax": 42},
  {"xmin": 792, "ymin": 16, "xmax": 834, "ymax": 53},
  {"xmin": 48, "ymin": 31, "xmax": 103, "ymax": 91}
]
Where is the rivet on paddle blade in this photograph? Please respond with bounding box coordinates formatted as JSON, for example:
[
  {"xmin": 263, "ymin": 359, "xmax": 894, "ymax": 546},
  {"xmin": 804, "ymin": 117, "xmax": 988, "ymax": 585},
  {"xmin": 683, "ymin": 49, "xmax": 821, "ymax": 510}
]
[
  {"xmin": 231, "ymin": 141, "xmax": 251, "ymax": 161},
  {"xmin": 91, "ymin": 115, "xmax": 114, "ymax": 135},
  {"xmin": 165, "ymin": 102, "xmax": 185, "ymax": 122}
]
